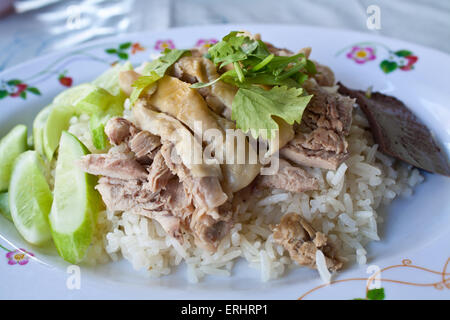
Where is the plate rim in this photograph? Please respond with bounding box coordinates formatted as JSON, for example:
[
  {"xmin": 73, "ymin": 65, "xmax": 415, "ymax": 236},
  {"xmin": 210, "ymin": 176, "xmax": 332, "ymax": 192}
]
[
  {"xmin": 2, "ymin": 23, "xmax": 450, "ymax": 78},
  {"xmin": 0, "ymin": 23, "xmax": 449, "ymax": 300}
]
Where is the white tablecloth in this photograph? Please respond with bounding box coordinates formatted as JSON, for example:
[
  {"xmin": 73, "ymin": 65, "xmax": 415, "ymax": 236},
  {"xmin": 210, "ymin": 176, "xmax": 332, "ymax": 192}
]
[{"xmin": 0, "ymin": 0, "xmax": 449, "ymax": 71}]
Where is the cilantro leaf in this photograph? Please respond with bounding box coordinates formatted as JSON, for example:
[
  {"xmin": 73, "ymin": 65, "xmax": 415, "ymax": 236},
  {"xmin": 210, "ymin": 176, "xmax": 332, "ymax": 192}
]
[
  {"xmin": 231, "ymin": 85, "xmax": 312, "ymax": 139},
  {"xmin": 129, "ymin": 49, "xmax": 189, "ymax": 105},
  {"xmin": 201, "ymin": 32, "xmax": 316, "ymax": 92},
  {"xmin": 141, "ymin": 49, "xmax": 189, "ymax": 77},
  {"xmin": 194, "ymin": 31, "xmax": 320, "ymax": 139},
  {"xmin": 208, "ymin": 31, "xmax": 257, "ymax": 68}
]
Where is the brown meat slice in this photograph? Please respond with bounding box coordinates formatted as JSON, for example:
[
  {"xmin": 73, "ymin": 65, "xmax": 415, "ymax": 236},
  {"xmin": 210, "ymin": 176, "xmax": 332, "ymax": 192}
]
[
  {"xmin": 256, "ymin": 159, "xmax": 319, "ymax": 193},
  {"xmin": 273, "ymin": 213, "xmax": 342, "ymax": 271},
  {"xmin": 280, "ymin": 79, "xmax": 354, "ymax": 170},
  {"xmin": 78, "ymin": 153, "xmax": 148, "ymax": 180},
  {"xmin": 281, "ymin": 145, "xmax": 349, "ymax": 171},
  {"xmin": 160, "ymin": 143, "xmax": 228, "ymax": 210},
  {"xmin": 302, "ymin": 80, "xmax": 354, "ymax": 135},
  {"xmin": 338, "ymin": 83, "xmax": 450, "ymax": 177},
  {"xmin": 294, "ymin": 127, "xmax": 348, "ymax": 154}
]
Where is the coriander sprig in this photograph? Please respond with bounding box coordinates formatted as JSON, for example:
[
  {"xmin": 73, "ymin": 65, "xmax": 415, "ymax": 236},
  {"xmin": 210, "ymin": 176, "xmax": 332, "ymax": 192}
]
[{"xmin": 192, "ymin": 31, "xmax": 316, "ymax": 139}]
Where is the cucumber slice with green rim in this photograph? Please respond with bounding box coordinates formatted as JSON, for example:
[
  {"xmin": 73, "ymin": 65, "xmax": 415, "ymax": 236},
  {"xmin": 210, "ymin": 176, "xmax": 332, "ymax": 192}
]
[
  {"xmin": 9, "ymin": 151, "xmax": 53, "ymax": 245},
  {"xmin": 33, "ymin": 105, "xmax": 52, "ymax": 156},
  {"xmin": 53, "ymin": 83, "xmax": 96, "ymax": 108},
  {"xmin": 43, "ymin": 105, "xmax": 74, "ymax": 160},
  {"xmin": 0, "ymin": 192, "xmax": 11, "ymax": 221},
  {"xmin": 54, "ymin": 83, "xmax": 114, "ymax": 115},
  {"xmin": 92, "ymin": 62, "xmax": 133, "ymax": 96},
  {"xmin": 0, "ymin": 124, "xmax": 28, "ymax": 192},
  {"xmin": 49, "ymin": 131, "xmax": 102, "ymax": 264}
]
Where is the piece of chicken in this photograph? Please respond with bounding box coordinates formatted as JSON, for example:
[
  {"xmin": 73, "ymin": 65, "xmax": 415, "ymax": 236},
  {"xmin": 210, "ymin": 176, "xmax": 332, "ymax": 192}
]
[{"xmin": 273, "ymin": 213, "xmax": 342, "ymax": 271}]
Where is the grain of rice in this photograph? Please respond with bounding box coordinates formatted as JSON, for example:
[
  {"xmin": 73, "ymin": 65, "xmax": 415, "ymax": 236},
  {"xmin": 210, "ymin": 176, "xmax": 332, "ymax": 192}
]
[{"xmin": 315, "ymin": 250, "xmax": 331, "ymax": 283}]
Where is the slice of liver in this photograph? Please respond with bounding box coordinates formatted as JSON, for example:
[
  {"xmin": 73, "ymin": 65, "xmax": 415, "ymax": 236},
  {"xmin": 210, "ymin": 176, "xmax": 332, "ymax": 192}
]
[{"xmin": 338, "ymin": 82, "xmax": 450, "ymax": 176}]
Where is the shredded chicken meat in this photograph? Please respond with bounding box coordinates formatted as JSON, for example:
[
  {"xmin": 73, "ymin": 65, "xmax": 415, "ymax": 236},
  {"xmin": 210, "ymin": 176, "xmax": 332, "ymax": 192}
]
[
  {"xmin": 273, "ymin": 213, "xmax": 342, "ymax": 271},
  {"xmin": 79, "ymin": 115, "xmax": 235, "ymax": 251}
]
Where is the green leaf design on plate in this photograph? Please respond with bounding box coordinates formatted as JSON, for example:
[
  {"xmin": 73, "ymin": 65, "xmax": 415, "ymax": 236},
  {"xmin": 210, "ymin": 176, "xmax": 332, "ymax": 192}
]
[
  {"xmin": 119, "ymin": 42, "xmax": 132, "ymax": 50},
  {"xmin": 366, "ymin": 288, "xmax": 385, "ymax": 300},
  {"xmin": 117, "ymin": 52, "xmax": 129, "ymax": 60},
  {"xmin": 27, "ymin": 87, "xmax": 41, "ymax": 95},
  {"xmin": 105, "ymin": 48, "xmax": 117, "ymax": 54},
  {"xmin": 380, "ymin": 60, "xmax": 398, "ymax": 73},
  {"xmin": 0, "ymin": 90, "xmax": 8, "ymax": 99},
  {"xmin": 395, "ymin": 50, "xmax": 412, "ymax": 57},
  {"xmin": 20, "ymin": 91, "xmax": 27, "ymax": 99},
  {"xmin": 7, "ymin": 79, "xmax": 22, "ymax": 86}
]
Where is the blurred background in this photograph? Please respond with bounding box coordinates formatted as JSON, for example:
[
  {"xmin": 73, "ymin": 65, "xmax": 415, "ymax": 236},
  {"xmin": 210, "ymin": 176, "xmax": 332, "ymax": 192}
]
[{"xmin": 0, "ymin": 0, "xmax": 449, "ymax": 71}]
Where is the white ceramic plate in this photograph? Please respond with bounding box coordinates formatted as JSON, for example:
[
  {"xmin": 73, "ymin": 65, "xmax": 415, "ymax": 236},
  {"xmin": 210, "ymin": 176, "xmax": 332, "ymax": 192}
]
[{"xmin": 0, "ymin": 25, "xmax": 449, "ymax": 300}]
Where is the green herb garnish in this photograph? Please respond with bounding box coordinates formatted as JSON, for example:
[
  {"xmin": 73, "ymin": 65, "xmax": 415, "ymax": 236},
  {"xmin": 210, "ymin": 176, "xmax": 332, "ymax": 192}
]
[
  {"xmin": 130, "ymin": 49, "xmax": 190, "ymax": 105},
  {"xmin": 193, "ymin": 31, "xmax": 316, "ymax": 139},
  {"xmin": 232, "ymin": 85, "xmax": 312, "ymax": 139}
]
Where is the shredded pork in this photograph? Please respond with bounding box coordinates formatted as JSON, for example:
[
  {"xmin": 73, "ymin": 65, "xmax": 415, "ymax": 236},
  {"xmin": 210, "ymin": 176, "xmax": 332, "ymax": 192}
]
[{"xmin": 281, "ymin": 79, "xmax": 354, "ymax": 170}]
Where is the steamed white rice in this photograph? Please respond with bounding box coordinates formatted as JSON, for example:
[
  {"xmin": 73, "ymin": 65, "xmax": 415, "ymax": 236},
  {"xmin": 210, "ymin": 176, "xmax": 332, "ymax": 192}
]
[{"xmin": 70, "ymin": 108, "xmax": 424, "ymax": 282}]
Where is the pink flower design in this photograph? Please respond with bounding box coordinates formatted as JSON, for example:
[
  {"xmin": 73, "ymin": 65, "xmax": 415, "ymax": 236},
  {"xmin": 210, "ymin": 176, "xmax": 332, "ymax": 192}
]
[
  {"xmin": 154, "ymin": 39, "xmax": 175, "ymax": 51},
  {"xmin": 6, "ymin": 249, "xmax": 34, "ymax": 266},
  {"xmin": 346, "ymin": 46, "xmax": 376, "ymax": 64},
  {"xmin": 195, "ymin": 38, "xmax": 218, "ymax": 49}
]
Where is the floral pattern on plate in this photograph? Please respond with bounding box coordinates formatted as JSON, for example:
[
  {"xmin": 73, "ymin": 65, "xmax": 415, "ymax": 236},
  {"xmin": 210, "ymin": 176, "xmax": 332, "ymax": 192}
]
[
  {"xmin": 105, "ymin": 42, "xmax": 146, "ymax": 60},
  {"xmin": 0, "ymin": 244, "xmax": 34, "ymax": 266},
  {"xmin": 195, "ymin": 38, "xmax": 218, "ymax": 49},
  {"xmin": 0, "ymin": 79, "xmax": 41, "ymax": 100},
  {"xmin": 154, "ymin": 39, "xmax": 175, "ymax": 51},
  {"xmin": 299, "ymin": 258, "xmax": 450, "ymax": 300},
  {"xmin": 337, "ymin": 42, "xmax": 419, "ymax": 74}
]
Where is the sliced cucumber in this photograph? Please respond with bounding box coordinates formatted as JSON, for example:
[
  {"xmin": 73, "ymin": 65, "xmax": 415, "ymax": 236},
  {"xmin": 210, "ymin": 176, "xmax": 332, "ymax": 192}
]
[
  {"xmin": 49, "ymin": 131, "xmax": 102, "ymax": 264},
  {"xmin": 92, "ymin": 62, "xmax": 133, "ymax": 96},
  {"xmin": 0, "ymin": 192, "xmax": 11, "ymax": 221},
  {"xmin": 33, "ymin": 105, "xmax": 52, "ymax": 157},
  {"xmin": 0, "ymin": 124, "xmax": 28, "ymax": 191},
  {"xmin": 43, "ymin": 105, "xmax": 74, "ymax": 160},
  {"xmin": 54, "ymin": 84, "xmax": 115, "ymax": 115},
  {"xmin": 9, "ymin": 151, "xmax": 53, "ymax": 245}
]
